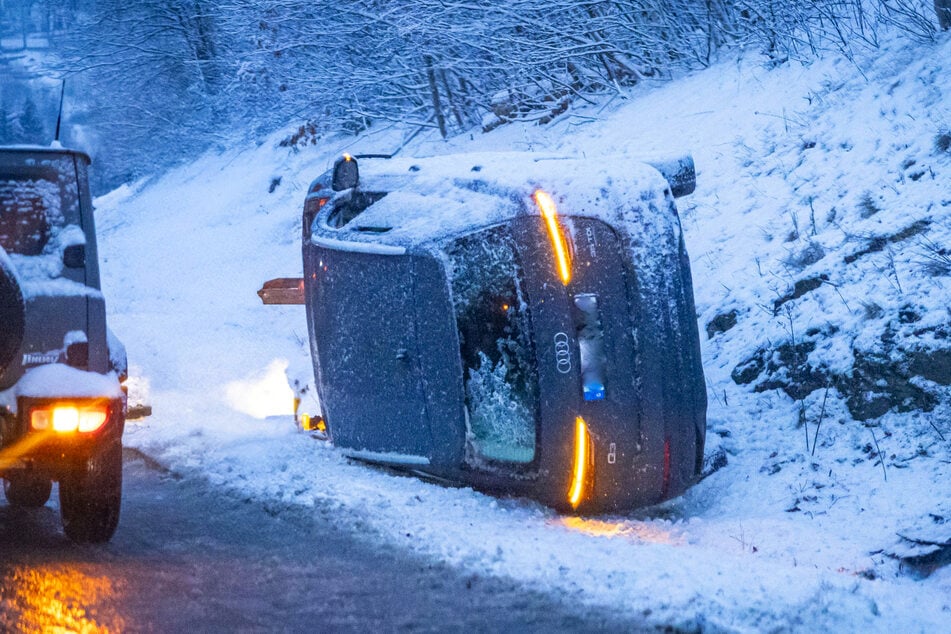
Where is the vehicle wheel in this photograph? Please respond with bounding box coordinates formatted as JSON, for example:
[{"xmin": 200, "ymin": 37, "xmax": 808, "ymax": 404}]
[
  {"xmin": 0, "ymin": 248, "xmax": 25, "ymax": 376},
  {"xmin": 59, "ymin": 440, "xmax": 123, "ymax": 543},
  {"xmin": 3, "ymin": 473, "xmax": 52, "ymax": 507}
]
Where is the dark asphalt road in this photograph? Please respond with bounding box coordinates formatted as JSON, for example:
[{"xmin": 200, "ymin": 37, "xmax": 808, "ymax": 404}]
[{"xmin": 0, "ymin": 451, "xmax": 653, "ymax": 632}]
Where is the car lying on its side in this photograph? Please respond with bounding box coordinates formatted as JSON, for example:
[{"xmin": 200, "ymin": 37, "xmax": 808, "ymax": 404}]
[
  {"xmin": 296, "ymin": 151, "xmax": 705, "ymax": 513},
  {"xmin": 0, "ymin": 146, "xmax": 126, "ymax": 542}
]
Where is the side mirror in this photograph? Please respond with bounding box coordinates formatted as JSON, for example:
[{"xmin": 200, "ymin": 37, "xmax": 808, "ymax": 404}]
[
  {"xmin": 332, "ymin": 154, "xmax": 359, "ymax": 191},
  {"xmin": 647, "ymin": 155, "xmax": 696, "ymax": 198},
  {"xmin": 63, "ymin": 244, "xmax": 86, "ymax": 268}
]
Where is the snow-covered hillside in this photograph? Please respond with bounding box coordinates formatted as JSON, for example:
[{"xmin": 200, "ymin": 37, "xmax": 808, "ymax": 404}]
[{"xmin": 94, "ymin": 31, "xmax": 950, "ymax": 632}]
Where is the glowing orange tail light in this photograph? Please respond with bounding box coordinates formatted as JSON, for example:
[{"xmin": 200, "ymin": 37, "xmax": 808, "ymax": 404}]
[
  {"xmin": 31, "ymin": 404, "xmax": 108, "ymax": 433},
  {"xmin": 533, "ymin": 190, "xmax": 572, "ymax": 285},
  {"xmin": 568, "ymin": 416, "xmax": 591, "ymax": 509}
]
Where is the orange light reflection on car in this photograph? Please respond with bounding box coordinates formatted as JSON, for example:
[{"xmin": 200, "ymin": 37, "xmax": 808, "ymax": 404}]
[
  {"xmin": 568, "ymin": 416, "xmax": 590, "ymax": 509},
  {"xmin": 533, "ymin": 190, "xmax": 572, "ymax": 285}
]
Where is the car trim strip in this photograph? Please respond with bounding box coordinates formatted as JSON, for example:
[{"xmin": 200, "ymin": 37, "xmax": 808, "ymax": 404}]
[
  {"xmin": 344, "ymin": 449, "xmax": 431, "ymax": 466},
  {"xmin": 311, "ymin": 235, "xmax": 406, "ymax": 256}
]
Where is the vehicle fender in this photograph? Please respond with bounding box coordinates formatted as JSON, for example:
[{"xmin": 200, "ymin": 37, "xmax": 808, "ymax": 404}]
[{"xmin": 106, "ymin": 328, "xmax": 128, "ymax": 383}]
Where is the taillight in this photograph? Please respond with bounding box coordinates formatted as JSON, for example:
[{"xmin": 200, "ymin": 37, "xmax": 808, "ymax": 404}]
[
  {"xmin": 568, "ymin": 416, "xmax": 592, "ymax": 509},
  {"xmin": 303, "ymin": 196, "xmax": 330, "ymax": 239},
  {"xmin": 533, "ymin": 190, "xmax": 572, "ymax": 285},
  {"xmin": 304, "ymin": 196, "xmax": 330, "ymax": 214},
  {"xmin": 31, "ymin": 404, "xmax": 108, "ymax": 433}
]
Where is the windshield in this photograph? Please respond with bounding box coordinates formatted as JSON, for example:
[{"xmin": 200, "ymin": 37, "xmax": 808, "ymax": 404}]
[
  {"xmin": 0, "ymin": 154, "xmax": 79, "ymax": 257},
  {"xmin": 445, "ymin": 225, "xmax": 539, "ymax": 465}
]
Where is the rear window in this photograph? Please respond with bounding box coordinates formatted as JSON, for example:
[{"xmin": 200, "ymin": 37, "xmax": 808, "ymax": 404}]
[
  {"xmin": 445, "ymin": 225, "xmax": 539, "ymax": 465},
  {"xmin": 0, "ymin": 154, "xmax": 78, "ymax": 256},
  {"xmin": 0, "ymin": 172, "xmax": 62, "ymax": 255}
]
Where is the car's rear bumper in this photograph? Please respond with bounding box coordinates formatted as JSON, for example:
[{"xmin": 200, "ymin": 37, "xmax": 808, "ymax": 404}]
[
  {"xmin": 0, "ymin": 395, "xmax": 125, "ymax": 480},
  {"xmin": 423, "ymin": 216, "xmax": 706, "ymax": 513},
  {"xmin": 518, "ymin": 215, "xmax": 705, "ymax": 513}
]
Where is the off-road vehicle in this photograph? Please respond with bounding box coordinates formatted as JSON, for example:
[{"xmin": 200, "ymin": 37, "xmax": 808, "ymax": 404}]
[
  {"xmin": 271, "ymin": 151, "xmax": 705, "ymax": 513},
  {"xmin": 1, "ymin": 145, "xmax": 126, "ymax": 542}
]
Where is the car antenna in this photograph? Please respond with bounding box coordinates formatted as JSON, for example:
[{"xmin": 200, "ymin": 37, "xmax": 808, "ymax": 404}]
[{"xmin": 52, "ymin": 79, "xmax": 65, "ymax": 148}]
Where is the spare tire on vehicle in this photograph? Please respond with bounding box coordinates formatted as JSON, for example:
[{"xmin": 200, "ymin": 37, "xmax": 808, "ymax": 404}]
[{"xmin": 0, "ymin": 247, "xmax": 25, "ymax": 376}]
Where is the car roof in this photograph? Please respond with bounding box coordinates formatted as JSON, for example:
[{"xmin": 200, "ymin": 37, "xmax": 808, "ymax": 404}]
[
  {"xmin": 0, "ymin": 144, "xmax": 92, "ymax": 165},
  {"xmin": 315, "ymin": 152, "xmax": 680, "ymax": 251}
]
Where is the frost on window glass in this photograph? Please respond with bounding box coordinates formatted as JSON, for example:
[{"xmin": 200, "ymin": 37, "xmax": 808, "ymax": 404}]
[
  {"xmin": 445, "ymin": 225, "xmax": 538, "ymax": 465},
  {"xmin": 0, "ymin": 153, "xmax": 77, "ymax": 259},
  {"xmin": 0, "ymin": 175, "xmax": 63, "ymax": 256}
]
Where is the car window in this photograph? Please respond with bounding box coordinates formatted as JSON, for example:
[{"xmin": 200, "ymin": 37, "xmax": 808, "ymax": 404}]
[
  {"xmin": 445, "ymin": 225, "xmax": 538, "ymax": 465},
  {"xmin": 0, "ymin": 174, "xmax": 61, "ymax": 255},
  {"xmin": 327, "ymin": 191, "xmax": 387, "ymax": 228},
  {"xmin": 0, "ymin": 155, "xmax": 77, "ymax": 257}
]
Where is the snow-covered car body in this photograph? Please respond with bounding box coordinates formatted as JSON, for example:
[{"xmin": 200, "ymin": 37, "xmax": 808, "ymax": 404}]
[
  {"xmin": 302, "ymin": 152, "xmax": 705, "ymax": 513},
  {"xmin": 0, "ymin": 146, "xmax": 125, "ymax": 542}
]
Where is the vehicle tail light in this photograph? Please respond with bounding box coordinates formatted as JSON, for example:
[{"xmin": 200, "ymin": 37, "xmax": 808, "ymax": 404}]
[
  {"xmin": 303, "ymin": 196, "xmax": 330, "ymax": 240},
  {"xmin": 304, "ymin": 196, "xmax": 330, "ymax": 214},
  {"xmin": 533, "ymin": 190, "xmax": 572, "ymax": 285},
  {"xmin": 568, "ymin": 416, "xmax": 592, "ymax": 509},
  {"xmin": 31, "ymin": 404, "xmax": 109, "ymax": 433}
]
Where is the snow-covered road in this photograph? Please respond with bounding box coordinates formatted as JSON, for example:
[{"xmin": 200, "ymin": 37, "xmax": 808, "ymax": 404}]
[{"xmin": 4, "ymin": 453, "xmax": 648, "ymax": 631}]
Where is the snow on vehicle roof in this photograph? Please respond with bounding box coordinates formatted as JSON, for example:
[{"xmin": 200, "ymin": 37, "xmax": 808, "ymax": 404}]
[
  {"xmin": 0, "ymin": 144, "xmax": 91, "ymax": 163},
  {"xmin": 317, "ymin": 152, "xmax": 680, "ymax": 251}
]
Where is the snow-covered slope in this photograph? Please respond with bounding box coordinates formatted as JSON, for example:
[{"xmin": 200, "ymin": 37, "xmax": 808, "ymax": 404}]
[{"xmin": 94, "ymin": 32, "xmax": 950, "ymax": 632}]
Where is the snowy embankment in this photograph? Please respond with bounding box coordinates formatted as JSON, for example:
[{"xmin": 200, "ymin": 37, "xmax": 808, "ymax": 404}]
[{"xmin": 95, "ymin": 32, "xmax": 950, "ymax": 632}]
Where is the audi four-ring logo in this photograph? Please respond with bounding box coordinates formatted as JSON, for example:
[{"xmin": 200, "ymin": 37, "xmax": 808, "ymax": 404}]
[{"xmin": 553, "ymin": 332, "xmax": 571, "ymax": 373}]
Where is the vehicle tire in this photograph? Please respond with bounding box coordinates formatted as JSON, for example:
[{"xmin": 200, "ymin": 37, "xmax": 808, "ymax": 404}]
[
  {"xmin": 0, "ymin": 248, "xmax": 25, "ymax": 377},
  {"xmin": 3, "ymin": 473, "xmax": 53, "ymax": 507},
  {"xmin": 59, "ymin": 439, "xmax": 122, "ymax": 543}
]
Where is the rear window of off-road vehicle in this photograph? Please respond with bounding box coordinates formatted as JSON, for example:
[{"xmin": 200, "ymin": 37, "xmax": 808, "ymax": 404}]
[{"xmin": 0, "ymin": 155, "xmax": 78, "ymax": 256}]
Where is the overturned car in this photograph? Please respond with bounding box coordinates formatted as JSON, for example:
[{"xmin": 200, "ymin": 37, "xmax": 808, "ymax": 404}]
[
  {"xmin": 1, "ymin": 146, "xmax": 125, "ymax": 542},
  {"xmin": 296, "ymin": 152, "xmax": 705, "ymax": 513}
]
